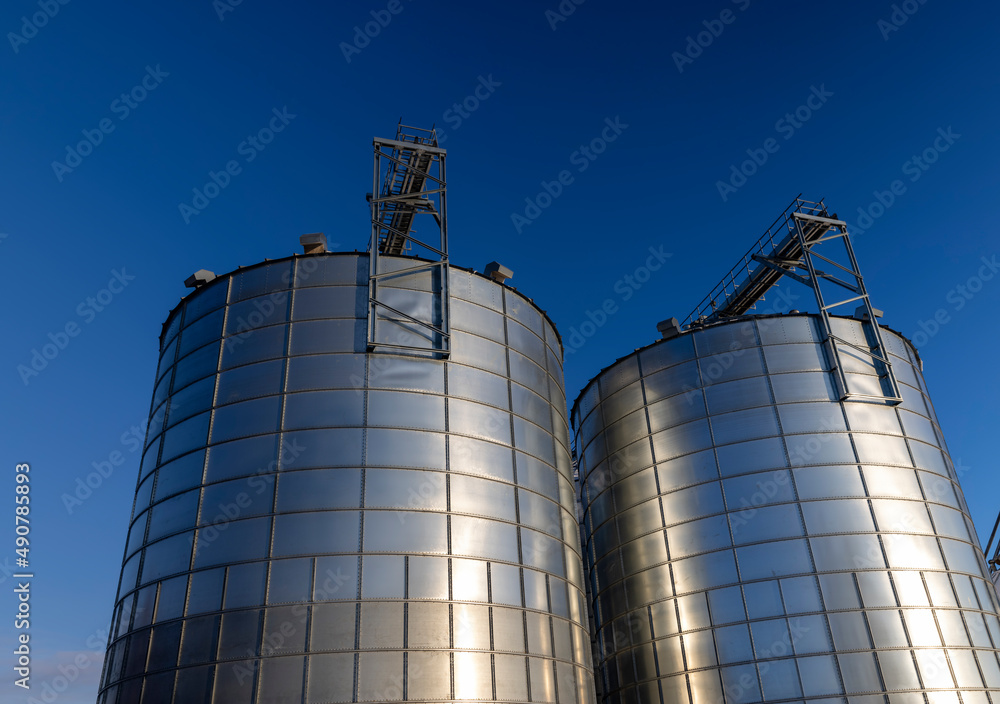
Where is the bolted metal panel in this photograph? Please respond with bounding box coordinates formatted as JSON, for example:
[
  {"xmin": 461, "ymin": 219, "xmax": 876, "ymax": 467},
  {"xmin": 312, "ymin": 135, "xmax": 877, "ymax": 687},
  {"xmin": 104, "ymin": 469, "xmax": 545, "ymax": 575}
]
[
  {"xmin": 572, "ymin": 314, "xmax": 1000, "ymax": 703},
  {"xmin": 99, "ymin": 252, "xmax": 596, "ymax": 704}
]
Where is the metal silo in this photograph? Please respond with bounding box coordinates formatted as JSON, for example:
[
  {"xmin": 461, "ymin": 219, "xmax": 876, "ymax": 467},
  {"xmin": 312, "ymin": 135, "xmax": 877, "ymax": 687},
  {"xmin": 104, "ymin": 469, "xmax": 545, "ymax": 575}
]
[
  {"xmin": 97, "ymin": 127, "xmax": 596, "ymax": 704},
  {"xmin": 573, "ymin": 199, "xmax": 1000, "ymax": 703}
]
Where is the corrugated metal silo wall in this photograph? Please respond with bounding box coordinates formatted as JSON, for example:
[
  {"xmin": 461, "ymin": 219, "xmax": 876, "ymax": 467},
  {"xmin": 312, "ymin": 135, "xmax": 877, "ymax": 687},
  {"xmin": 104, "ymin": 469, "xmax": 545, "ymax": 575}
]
[
  {"xmin": 572, "ymin": 314, "xmax": 1000, "ymax": 703},
  {"xmin": 97, "ymin": 252, "xmax": 596, "ymax": 704}
]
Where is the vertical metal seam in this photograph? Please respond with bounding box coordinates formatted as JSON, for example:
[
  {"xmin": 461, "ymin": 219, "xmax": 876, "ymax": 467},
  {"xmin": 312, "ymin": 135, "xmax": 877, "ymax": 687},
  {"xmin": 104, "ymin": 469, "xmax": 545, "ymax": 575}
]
[
  {"xmin": 634, "ymin": 345, "xmax": 669, "ymax": 704},
  {"xmin": 299, "ymin": 557, "xmax": 315, "ymax": 703},
  {"xmin": 355, "ymin": 266, "xmax": 370, "ymax": 704},
  {"xmin": 503, "ymin": 291, "xmax": 524, "ymax": 570},
  {"xmin": 448, "ymin": 602, "xmax": 456, "ymax": 700},
  {"xmin": 755, "ymin": 319, "xmax": 846, "ymax": 697}
]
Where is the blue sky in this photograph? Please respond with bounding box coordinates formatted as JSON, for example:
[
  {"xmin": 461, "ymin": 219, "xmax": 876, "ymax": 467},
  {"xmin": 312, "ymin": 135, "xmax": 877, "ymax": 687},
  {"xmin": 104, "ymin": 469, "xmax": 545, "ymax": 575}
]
[{"xmin": 2, "ymin": 0, "xmax": 999, "ymax": 700}]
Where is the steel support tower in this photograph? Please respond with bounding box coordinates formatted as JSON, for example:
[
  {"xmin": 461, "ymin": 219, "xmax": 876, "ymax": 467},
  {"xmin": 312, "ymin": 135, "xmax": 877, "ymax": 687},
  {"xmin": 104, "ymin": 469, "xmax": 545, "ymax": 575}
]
[
  {"xmin": 682, "ymin": 196, "xmax": 901, "ymax": 404},
  {"xmin": 366, "ymin": 122, "xmax": 450, "ymax": 358}
]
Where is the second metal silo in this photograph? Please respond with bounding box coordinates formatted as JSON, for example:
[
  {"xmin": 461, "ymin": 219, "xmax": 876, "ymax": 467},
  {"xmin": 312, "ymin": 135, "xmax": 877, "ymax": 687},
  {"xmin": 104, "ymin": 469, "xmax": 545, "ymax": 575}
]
[{"xmin": 573, "ymin": 199, "xmax": 1000, "ymax": 703}]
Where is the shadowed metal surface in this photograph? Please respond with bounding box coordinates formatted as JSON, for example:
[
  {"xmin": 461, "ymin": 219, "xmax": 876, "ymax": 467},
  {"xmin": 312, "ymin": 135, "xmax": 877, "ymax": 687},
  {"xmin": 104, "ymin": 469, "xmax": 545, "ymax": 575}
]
[
  {"xmin": 98, "ymin": 252, "xmax": 595, "ymax": 704},
  {"xmin": 572, "ymin": 314, "xmax": 1000, "ymax": 704}
]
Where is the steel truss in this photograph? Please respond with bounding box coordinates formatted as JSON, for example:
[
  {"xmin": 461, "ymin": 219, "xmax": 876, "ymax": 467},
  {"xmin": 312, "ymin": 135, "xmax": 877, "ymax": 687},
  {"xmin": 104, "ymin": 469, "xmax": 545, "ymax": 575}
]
[
  {"xmin": 683, "ymin": 197, "xmax": 901, "ymax": 405},
  {"xmin": 366, "ymin": 123, "xmax": 450, "ymax": 358}
]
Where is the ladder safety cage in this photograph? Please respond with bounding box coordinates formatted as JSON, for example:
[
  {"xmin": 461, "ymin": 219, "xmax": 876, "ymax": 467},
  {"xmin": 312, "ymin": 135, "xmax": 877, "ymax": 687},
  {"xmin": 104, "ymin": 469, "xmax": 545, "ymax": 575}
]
[
  {"xmin": 682, "ymin": 196, "xmax": 902, "ymax": 405},
  {"xmin": 367, "ymin": 122, "xmax": 450, "ymax": 358}
]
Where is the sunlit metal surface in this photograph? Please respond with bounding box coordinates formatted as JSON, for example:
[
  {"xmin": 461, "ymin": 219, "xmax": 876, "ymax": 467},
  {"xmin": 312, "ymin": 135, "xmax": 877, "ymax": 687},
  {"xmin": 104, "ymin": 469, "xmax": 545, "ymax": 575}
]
[
  {"xmin": 99, "ymin": 252, "xmax": 596, "ymax": 704},
  {"xmin": 572, "ymin": 314, "xmax": 1000, "ymax": 703}
]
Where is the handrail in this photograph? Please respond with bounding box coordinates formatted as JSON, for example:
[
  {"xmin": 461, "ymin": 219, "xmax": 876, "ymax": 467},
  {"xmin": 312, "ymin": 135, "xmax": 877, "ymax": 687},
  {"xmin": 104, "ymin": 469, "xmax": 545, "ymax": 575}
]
[{"xmin": 682, "ymin": 196, "xmax": 827, "ymax": 327}]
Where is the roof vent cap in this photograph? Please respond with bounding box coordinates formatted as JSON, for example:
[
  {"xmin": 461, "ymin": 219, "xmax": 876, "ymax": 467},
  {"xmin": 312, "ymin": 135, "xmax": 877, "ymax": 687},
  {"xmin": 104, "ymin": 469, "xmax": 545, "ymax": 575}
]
[
  {"xmin": 485, "ymin": 261, "xmax": 513, "ymax": 284},
  {"xmin": 656, "ymin": 317, "xmax": 682, "ymax": 339},
  {"xmin": 185, "ymin": 270, "xmax": 216, "ymax": 288},
  {"xmin": 854, "ymin": 305, "xmax": 884, "ymax": 321},
  {"xmin": 300, "ymin": 233, "xmax": 329, "ymax": 255}
]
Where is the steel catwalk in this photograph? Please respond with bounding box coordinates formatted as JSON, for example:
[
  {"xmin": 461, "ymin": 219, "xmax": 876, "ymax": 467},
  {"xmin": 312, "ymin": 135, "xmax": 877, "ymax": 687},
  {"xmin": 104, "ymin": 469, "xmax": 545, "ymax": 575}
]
[
  {"xmin": 97, "ymin": 252, "xmax": 596, "ymax": 704},
  {"xmin": 572, "ymin": 314, "xmax": 1000, "ymax": 703}
]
